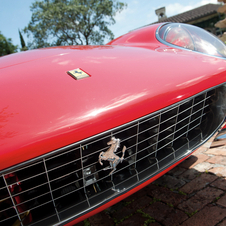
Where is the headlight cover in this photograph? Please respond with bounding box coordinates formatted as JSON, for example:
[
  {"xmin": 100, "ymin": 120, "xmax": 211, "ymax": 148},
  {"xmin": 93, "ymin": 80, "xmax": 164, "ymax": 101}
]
[{"xmin": 156, "ymin": 23, "xmax": 226, "ymax": 58}]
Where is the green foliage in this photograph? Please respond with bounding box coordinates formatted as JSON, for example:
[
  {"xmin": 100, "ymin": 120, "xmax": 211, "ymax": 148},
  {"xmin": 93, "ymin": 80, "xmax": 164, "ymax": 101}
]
[
  {"xmin": 24, "ymin": 0, "xmax": 127, "ymax": 48},
  {"xmin": 185, "ymin": 210, "xmax": 198, "ymax": 217},
  {"xmin": 149, "ymin": 198, "xmax": 161, "ymax": 205},
  {"xmin": 113, "ymin": 214, "xmax": 133, "ymax": 225},
  {"xmin": 167, "ymin": 203, "xmax": 174, "ymax": 208},
  {"xmin": 19, "ymin": 29, "xmax": 28, "ymax": 51},
  {"xmin": 0, "ymin": 32, "xmax": 18, "ymax": 56},
  {"xmin": 123, "ymin": 199, "xmax": 134, "ymax": 206},
  {"xmin": 178, "ymin": 190, "xmax": 187, "ymax": 196},
  {"xmin": 83, "ymin": 219, "xmax": 91, "ymax": 226},
  {"xmin": 136, "ymin": 209, "xmax": 155, "ymax": 225}
]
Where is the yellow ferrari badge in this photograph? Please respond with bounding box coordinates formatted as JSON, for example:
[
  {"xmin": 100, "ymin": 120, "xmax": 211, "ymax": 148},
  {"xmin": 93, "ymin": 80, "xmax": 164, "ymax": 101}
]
[{"xmin": 67, "ymin": 68, "xmax": 90, "ymax": 80}]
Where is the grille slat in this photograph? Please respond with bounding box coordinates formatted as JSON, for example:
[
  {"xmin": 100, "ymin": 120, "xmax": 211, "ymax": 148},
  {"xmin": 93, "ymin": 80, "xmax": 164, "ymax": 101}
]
[{"xmin": 1, "ymin": 85, "xmax": 226, "ymax": 226}]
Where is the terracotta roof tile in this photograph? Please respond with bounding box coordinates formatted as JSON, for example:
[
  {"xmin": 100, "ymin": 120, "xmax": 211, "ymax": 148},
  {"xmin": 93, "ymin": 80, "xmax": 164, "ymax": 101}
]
[{"xmin": 152, "ymin": 4, "xmax": 221, "ymax": 24}]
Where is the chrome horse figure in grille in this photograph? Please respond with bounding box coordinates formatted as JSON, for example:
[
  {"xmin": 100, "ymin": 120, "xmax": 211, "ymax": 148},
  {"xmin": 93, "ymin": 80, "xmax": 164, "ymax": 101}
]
[{"xmin": 99, "ymin": 137, "xmax": 126, "ymax": 175}]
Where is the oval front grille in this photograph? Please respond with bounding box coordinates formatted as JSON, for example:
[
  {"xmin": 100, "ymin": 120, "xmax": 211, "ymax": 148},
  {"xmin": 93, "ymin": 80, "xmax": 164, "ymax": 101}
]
[{"xmin": 1, "ymin": 84, "xmax": 226, "ymax": 226}]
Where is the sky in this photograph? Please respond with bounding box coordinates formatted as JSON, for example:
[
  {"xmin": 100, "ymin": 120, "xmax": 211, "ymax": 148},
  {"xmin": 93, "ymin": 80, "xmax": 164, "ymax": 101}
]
[{"xmin": 0, "ymin": 0, "xmax": 219, "ymax": 48}]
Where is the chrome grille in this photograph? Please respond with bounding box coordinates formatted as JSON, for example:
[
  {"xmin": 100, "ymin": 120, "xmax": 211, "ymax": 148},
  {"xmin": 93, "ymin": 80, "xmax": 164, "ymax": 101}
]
[{"xmin": 1, "ymin": 85, "xmax": 226, "ymax": 226}]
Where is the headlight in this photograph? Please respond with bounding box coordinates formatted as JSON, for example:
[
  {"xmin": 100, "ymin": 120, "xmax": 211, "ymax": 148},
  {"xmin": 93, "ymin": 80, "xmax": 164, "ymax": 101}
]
[{"xmin": 157, "ymin": 23, "xmax": 226, "ymax": 58}]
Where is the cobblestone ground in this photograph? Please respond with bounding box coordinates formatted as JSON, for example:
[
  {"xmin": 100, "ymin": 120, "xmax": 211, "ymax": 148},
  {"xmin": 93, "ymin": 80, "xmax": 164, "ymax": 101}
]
[{"xmin": 76, "ymin": 130, "xmax": 226, "ymax": 226}]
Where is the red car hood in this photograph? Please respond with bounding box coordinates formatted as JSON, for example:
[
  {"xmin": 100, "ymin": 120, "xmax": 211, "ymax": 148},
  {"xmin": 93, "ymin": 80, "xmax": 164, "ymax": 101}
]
[{"xmin": 1, "ymin": 44, "xmax": 226, "ymax": 170}]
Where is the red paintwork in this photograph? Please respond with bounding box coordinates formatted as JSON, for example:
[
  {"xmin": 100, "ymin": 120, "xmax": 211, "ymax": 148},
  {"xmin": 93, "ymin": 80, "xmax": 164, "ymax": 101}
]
[
  {"xmin": 107, "ymin": 24, "xmax": 161, "ymax": 47},
  {"xmin": 1, "ymin": 23, "xmax": 226, "ymax": 174}
]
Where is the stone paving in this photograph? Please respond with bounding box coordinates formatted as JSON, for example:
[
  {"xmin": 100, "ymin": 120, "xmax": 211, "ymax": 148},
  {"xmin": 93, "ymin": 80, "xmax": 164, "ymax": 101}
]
[{"xmin": 77, "ymin": 130, "xmax": 226, "ymax": 226}]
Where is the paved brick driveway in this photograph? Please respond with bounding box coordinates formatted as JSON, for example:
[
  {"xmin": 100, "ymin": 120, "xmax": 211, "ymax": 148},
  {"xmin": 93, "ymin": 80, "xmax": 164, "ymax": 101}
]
[{"xmin": 77, "ymin": 130, "xmax": 226, "ymax": 226}]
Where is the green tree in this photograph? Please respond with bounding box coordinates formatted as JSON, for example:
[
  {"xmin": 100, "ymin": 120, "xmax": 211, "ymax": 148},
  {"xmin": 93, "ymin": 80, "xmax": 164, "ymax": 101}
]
[
  {"xmin": 24, "ymin": 0, "xmax": 127, "ymax": 49},
  {"xmin": 19, "ymin": 29, "xmax": 28, "ymax": 51},
  {"xmin": 0, "ymin": 32, "xmax": 18, "ymax": 56}
]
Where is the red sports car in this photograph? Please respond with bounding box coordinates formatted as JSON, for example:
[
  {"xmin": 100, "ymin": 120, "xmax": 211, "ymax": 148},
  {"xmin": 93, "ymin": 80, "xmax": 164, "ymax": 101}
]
[{"xmin": 1, "ymin": 23, "xmax": 226, "ymax": 226}]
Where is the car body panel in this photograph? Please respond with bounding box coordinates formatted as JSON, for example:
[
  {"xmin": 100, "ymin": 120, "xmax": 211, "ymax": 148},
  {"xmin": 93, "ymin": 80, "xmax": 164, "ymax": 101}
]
[
  {"xmin": 1, "ymin": 29, "xmax": 226, "ymax": 171},
  {"xmin": 1, "ymin": 23, "xmax": 226, "ymax": 226}
]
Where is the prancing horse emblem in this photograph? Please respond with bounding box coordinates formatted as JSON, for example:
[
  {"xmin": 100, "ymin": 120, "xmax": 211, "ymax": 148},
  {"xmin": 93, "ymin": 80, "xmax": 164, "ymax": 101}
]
[
  {"xmin": 99, "ymin": 137, "xmax": 126, "ymax": 175},
  {"xmin": 67, "ymin": 68, "xmax": 90, "ymax": 80}
]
